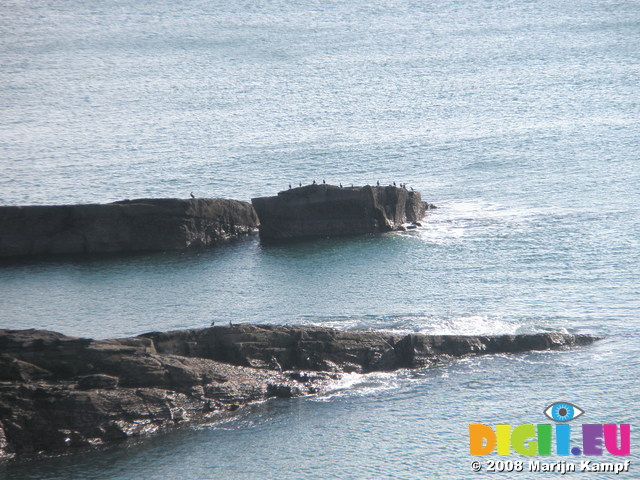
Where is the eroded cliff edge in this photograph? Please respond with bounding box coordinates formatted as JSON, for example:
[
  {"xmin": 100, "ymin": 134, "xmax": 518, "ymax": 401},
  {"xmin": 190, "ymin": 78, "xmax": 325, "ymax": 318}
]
[
  {"xmin": 0, "ymin": 198, "xmax": 259, "ymax": 257},
  {"xmin": 0, "ymin": 186, "xmax": 435, "ymax": 256},
  {"xmin": 252, "ymin": 184, "xmax": 430, "ymax": 240},
  {"xmin": 0, "ymin": 324, "xmax": 598, "ymax": 459}
]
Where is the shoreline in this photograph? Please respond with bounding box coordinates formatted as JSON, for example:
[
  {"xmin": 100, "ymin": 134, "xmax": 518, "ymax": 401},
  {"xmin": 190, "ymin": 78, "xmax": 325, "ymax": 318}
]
[{"xmin": 0, "ymin": 324, "xmax": 599, "ymax": 461}]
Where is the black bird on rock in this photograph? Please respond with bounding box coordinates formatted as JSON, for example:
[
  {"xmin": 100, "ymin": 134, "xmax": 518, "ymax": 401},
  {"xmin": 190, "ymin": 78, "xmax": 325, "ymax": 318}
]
[{"xmin": 190, "ymin": 192, "xmax": 195, "ymax": 199}]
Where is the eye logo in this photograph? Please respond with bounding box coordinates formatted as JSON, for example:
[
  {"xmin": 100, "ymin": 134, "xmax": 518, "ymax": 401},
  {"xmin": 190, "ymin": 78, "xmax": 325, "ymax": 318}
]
[{"xmin": 543, "ymin": 402, "xmax": 584, "ymax": 422}]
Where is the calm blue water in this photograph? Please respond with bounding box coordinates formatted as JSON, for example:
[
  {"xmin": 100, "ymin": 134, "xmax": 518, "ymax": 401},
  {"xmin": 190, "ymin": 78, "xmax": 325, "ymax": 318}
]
[{"xmin": 1, "ymin": 0, "xmax": 639, "ymax": 478}]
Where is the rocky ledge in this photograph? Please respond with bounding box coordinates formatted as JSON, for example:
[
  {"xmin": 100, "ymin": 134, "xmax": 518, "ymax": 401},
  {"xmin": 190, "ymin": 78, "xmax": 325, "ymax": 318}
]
[
  {"xmin": 0, "ymin": 324, "xmax": 597, "ymax": 459},
  {"xmin": 252, "ymin": 184, "xmax": 433, "ymax": 240},
  {"xmin": 0, "ymin": 186, "xmax": 436, "ymax": 256},
  {"xmin": 0, "ymin": 198, "xmax": 259, "ymax": 257}
]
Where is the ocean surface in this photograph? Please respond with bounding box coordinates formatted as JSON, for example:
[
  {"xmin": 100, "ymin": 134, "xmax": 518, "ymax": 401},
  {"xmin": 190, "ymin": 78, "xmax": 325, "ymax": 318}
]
[{"xmin": 1, "ymin": 0, "xmax": 639, "ymax": 478}]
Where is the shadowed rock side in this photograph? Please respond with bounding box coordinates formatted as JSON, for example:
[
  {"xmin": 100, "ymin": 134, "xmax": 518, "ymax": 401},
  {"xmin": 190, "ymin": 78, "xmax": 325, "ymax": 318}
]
[
  {"xmin": 0, "ymin": 325, "xmax": 598, "ymax": 459},
  {"xmin": 0, "ymin": 198, "xmax": 259, "ymax": 257},
  {"xmin": 251, "ymin": 185, "xmax": 430, "ymax": 240}
]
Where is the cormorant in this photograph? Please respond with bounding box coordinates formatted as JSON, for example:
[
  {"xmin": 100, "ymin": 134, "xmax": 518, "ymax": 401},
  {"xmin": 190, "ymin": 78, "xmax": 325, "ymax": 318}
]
[
  {"xmin": 190, "ymin": 192, "xmax": 195, "ymax": 199},
  {"xmin": 299, "ymin": 182, "xmax": 302, "ymax": 187},
  {"xmin": 393, "ymin": 181, "xmax": 396, "ymax": 187},
  {"xmin": 376, "ymin": 180, "xmax": 380, "ymax": 186},
  {"xmin": 210, "ymin": 320, "xmax": 215, "ymax": 327},
  {"xmin": 289, "ymin": 184, "xmax": 291, "ymax": 189},
  {"xmin": 313, "ymin": 180, "xmax": 316, "ymax": 184},
  {"xmin": 322, "ymin": 179, "xmax": 326, "ymax": 184},
  {"xmin": 339, "ymin": 183, "xmax": 343, "ymax": 188}
]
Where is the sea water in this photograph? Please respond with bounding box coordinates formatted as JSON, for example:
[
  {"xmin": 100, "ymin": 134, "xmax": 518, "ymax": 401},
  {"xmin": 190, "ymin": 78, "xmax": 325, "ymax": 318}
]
[{"xmin": 1, "ymin": 0, "xmax": 639, "ymax": 478}]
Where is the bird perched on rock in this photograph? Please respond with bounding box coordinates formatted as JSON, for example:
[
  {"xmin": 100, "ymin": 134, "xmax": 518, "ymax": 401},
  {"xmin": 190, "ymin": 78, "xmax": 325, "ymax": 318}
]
[
  {"xmin": 376, "ymin": 180, "xmax": 380, "ymax": 186},
  {"xmin": 210, "ymin": 320, "xmax": 215, "ymax": 327},
  {"xmin": 393, "ymin": 181, "xmax": 396, "ymax": 186},
  {"xmin": 339, "ymin": 183, "xmax": 343, "ymax": 188},
  {"xmin": 299, "ymin": 182, "xmax": 302, "ymax": 187},
  {"xmin": 289, "ymin": 184, "xmax": 291, "ymax": 189},
  {"xmin": 190, "ymin": 192, "xmax": 195, "ymax": 199},
  {"xmin": 312, "ymin": 180, "xmax": 316, "ymax": 184},
  {"xmin": 322, "ymin": 179, "xmax": 326, "ymax": 184}
]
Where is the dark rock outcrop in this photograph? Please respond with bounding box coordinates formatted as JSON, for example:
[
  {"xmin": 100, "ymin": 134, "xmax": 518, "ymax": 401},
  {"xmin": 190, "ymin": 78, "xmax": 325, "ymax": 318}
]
[
  {"xmin": 141, "ymin": 324, "xmax": 597, "ymax": 373},
  {"xmin": 0, "ymin": 324, "xmax": 598, "ymax": 459},
  {"xmin": 0, "ymin": 198, "xmax": 259, "ymax": 257},
  {"xmin": 251, "ymin": 185, "xmax": 428, "ymax": 240}
]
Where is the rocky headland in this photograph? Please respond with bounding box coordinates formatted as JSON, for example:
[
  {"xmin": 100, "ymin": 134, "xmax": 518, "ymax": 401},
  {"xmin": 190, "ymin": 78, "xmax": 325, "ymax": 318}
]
[
  {"xmin": 0, "ymin": 185, "xmax": 437, "ymax": 257},
  {"xmin": 0, "ymin": 324, "xmax": 598, "ymax": 460},
  {"xmin": 0, "ymin": 198, "xmax": 259, "ymax": 257},
  {"xmin": 252, "ymin": 184, "xmax": 433, "ymax": 240}
]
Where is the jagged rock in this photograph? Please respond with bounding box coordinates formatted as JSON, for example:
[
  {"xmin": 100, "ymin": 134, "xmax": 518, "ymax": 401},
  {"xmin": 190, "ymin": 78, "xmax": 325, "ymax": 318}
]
[
  {"xmin": 0, "ymin": 356, "xmax": 51, "ymax": 382},
  {"xmin": 251, "ymin": 185, "xmax": 428, "ymax": 240},
  {"xmin": 0, "ymin": 198, "xmax": 259, "ymax": 257},
  {"xmin": 77, "ymin": 374, "xmax": 119, "ymax": 390},
  {"xmin": 0, "ymin": 325, "xmax": 598, "ymax": 460},
  {"xmin": 142, "ymin": 325, "xmax": 598, "ymax": 373}
]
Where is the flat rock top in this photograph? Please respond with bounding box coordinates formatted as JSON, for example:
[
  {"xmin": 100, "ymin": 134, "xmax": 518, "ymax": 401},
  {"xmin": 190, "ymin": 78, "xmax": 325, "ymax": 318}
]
[
  {"xmin": 0, "ymin": 324, "xmax": 599, "ymax": 378},
  {"xmin": 254, "ymin": 184, "xmax": 411, "ymax": 200}
]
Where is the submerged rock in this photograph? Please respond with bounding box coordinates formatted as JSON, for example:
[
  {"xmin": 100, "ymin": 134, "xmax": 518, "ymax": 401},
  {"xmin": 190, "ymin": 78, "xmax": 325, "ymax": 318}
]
[
  {"xmin": 0, "ymin": 324, "xmax": 598, "ymax": 460},
  {"xmin": 0, "ymin": 198, "xmax": 259, "ymax": 257},
  {"xmin": 251, "ymin": 184, "xmax": 428, "ymax": 240}
]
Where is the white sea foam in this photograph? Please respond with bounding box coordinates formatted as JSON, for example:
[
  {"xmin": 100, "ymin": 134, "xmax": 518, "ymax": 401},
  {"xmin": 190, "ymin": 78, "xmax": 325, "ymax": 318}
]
[
  {"xmin": 401, "ymin": 199, "xmax": 554, "ymax": 245},
  {"xmin": 309, "ymin": 312, "xmax": 558, "ymax": 336},
  {"xmin": 312, "ymin": 371, "xmax": 402, "ymax": 401}
]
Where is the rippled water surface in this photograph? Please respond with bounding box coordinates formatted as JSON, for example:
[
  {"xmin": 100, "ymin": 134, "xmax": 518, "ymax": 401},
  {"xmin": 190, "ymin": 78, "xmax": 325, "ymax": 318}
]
[{"xmin": 1, "ymin": 0, "xmax": 639, "ymax": 478}]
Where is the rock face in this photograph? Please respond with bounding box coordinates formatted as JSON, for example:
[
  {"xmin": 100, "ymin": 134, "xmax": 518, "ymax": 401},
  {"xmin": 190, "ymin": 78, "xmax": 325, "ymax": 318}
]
[
  {"xmin": 0, "ymin": 187, "xmax": 432, "ymax": 254},
  {"xmin": 142, "ymin": 324, "xmax": 597, "ymax": 372},
  {"xmin": 251, "ymin": 185, "xmax": 428, "ymax": 240},
  {"xmin": 0, "ymin": 198, "xmax": 259, "ymax": 257},
  {"xmin": 0, "ymin": 325, "xmax": 598, "ymax": 459}
]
